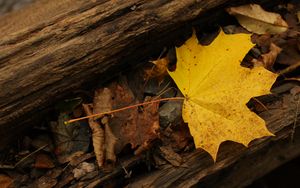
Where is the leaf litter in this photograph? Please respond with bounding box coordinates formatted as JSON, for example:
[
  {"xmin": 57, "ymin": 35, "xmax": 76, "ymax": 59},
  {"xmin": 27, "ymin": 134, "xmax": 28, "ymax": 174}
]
[{"xmin": 2, "ymin": 1, "xmax": 300, "ymax": 187}]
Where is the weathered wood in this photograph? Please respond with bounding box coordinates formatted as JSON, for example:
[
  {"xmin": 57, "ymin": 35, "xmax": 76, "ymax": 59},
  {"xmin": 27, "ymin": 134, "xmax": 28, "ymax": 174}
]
[
  {"xmin": 0, "ymin": 0, "xmax": 275, "ymax": 148},
  {"xmin": 1, "ymin": 0, "xmax": 296, "ymax": 187},
  {"xmin": 125, "ymin": 93, "xmax": 300, "ymax": 188}
]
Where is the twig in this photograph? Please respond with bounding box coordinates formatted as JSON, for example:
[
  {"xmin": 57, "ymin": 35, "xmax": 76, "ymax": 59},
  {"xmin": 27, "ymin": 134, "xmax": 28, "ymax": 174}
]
[
  {"xmin": 279, "ymin": 61, "xmax": 300, "ymax": 75},
  {"xmin": 65, "ymin": 97, "xmax": 185, "ymax": 124},
  {"xmin": 14, "ymin": 144, "xmax": 49, "ymax": 168},
  {"xmin": 252, "ymin": 97, "xmax": 271, "ymax": 115},
  {"xmin": 291, "ymin": 97, "xmax": 300, "ymax": 142}
]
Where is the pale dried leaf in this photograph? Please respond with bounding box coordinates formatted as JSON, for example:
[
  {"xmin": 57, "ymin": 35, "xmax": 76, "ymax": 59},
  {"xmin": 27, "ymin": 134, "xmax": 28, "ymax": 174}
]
[
  {"xmin": 93, "ymin": 88, "xmax": 112, "ymax": 117},
  {"xmin": 93, "ymin": 88, "xmax": 118, "ymax": 166},
  {"xmin": 227, "ymin": 4, "xmax": 288, "ymax": 34},
  {"xmin": 73, "ymin": 162, "xmax": 95, "ymax": 179},
  {"xmin": 83, "ymin": 104, "xmax": 104, "ymax": 167},
  {"xmin": 103, "ymin": 118, "xmax": 117, "ymax": 163}
]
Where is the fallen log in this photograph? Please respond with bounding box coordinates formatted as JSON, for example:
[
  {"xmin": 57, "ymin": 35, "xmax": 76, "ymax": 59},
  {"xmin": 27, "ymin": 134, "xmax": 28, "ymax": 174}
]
[{"xmin": 0, "ymin": 0, "xmax": 277, "ymax": 148}]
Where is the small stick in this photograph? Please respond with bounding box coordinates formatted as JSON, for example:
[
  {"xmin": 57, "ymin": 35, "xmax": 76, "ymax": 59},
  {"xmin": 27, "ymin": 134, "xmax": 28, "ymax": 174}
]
[
  {"xmin": 279, "ymin": 61, "xmax": 300, "ymax": 75},
  {"xmin": 65, "ymin": 97, "xmax": 185, "ymax": 124},
  {"xmin": 291, "ymin": 98, "xmax": 300, "ymax": 142},
  {"xmin": 14, "ymin": 144, "xmax": 49, "ymax": 168},
  {"xmin": 252, "ymin": 97, "xmax": 271, "ymax": 115}
]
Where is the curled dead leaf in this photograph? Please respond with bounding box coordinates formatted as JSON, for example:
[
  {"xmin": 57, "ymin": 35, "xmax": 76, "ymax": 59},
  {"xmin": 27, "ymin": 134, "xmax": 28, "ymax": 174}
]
[
  {"xmin": 93, "ymin": 88, "xmax": 118, "ymax": 168},
  {"xmin": 144, "ymin": 57, "xmax": 169, "ymax": 84},
  {"xmin": 83, "ymin": 104, "xmax": 105, "ymax": 168},
  {"xmin": 252, "ymin": 43, "xmax": 282, "ymax": 69},
  {"xmin": 103, "ymin": 117, "xmax": 117, "ymax": 163}
]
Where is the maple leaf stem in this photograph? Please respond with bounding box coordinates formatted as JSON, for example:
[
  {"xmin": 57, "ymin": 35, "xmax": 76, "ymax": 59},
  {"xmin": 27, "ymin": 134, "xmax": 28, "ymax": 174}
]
[{"xmin": 65, "ymin": 97, "xmax": 185, "ymax": 124}]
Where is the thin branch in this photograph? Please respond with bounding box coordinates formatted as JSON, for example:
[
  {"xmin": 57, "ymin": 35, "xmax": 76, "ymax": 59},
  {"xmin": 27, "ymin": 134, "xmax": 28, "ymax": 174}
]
[{"xmin": 65, "ymin": 97, "xmax": 185, "ymax": 124}]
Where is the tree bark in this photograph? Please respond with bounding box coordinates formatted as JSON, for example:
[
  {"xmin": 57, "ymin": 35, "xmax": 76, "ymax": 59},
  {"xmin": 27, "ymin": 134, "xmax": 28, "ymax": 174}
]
[{"xmin": 0, "ymin": 0, "xmax": 277, "ymax": 148}]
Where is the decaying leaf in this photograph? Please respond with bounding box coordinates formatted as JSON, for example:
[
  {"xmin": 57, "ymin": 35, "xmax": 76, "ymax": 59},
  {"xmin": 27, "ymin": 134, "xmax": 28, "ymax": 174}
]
[
  {"xmin": 168, "ymin": 30, "xmax": 277, "ymax": 160},
  {"xmin": 133, "ymin": 96, "xmax": 160, "ymax": 155},
  {"xmin": 162, "ymin": 123, "xmax": 193, "ymax": 152},
  {"xmin": 33, "ymin": 153, "xmax": 55, "ymax": 169},
  {"xmin": 95, "ymin": 78, "xmax": 160, "ymax": 155},
  {"xmin": 276, "ymin": 38, "xmax": 300, "ymax": 66},
  {"xmin": 102, "ymin": 117, "xmax": 117, "ymax": 163},
  {"xmin": 73, "ymin": 162, "xmax": 95, "ymax": 180},
  {"xmin": 227, "ymin": 4, "xmax": 288, "ymax": 34},
  {"xmin": 82, "ymin": 103, "xmax": 105, "ymax": 168},
  {"xmin": 252, "ymin": 43, "xmax": 282, "ymax": 69},
  {"xmin": 0, "ymin": 174, "xmax": 12, "ymax": 188},
  {"xmin": 91, "ymin": 88, "xmax": 118, "ymax": 168},
  {"xmin": 50, "ymin": 112, "xmax": 90, "ymax": 164},
  {"xmin": 144, "ymin": 57, "xmax": 169, "ymax": 84},
  {"xmin": 93, "ymin": 88, "xmax": 115, "ymax": 167}
]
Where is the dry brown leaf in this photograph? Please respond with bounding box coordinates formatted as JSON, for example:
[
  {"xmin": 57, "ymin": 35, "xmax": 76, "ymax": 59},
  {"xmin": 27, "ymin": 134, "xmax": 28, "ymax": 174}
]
[
  {"xmin": 144, "ymin": 57, "xmax": 169, "ymax": 84},
  {"xmin": 276, "ymin": 38, "xmax": 300, "ymax": 66},
  {"xmin": 33, "ymin": 153, "xmax": 55, "ymax": 169},
  {"xmin": 227, "ymin": 4, "xmax": 288, "ymax": 34},
  {"xmin": 93, "ymin": 88, "xmax": 118, "ymax": 167},
  {"xmin": 83, "ymin": 104, "xmax": 104, "ymax": 167},
  {"xmin": 0, "ymin": 174, "xmax": 12, "ymax": 188},
  {"xmin": 102, "ymin": 117, "xmax": 117, "ymax": 163},
  {"xmin": 252, "ymin": 43, "xmax": 282, "ymax": 69},
  {"xmin": 162, "ymin": 123, "xmax": 192, "ymax": 151},
  {"xmin": 95, "ymin": 78, "xmax": 160, "ymax": 155},
  {"xmin": 133, "ymin": 96, "xmax": 160, "ymax": 155}
]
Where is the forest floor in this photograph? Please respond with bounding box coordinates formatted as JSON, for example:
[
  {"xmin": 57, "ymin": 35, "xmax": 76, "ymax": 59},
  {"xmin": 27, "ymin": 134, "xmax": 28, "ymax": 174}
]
[{"xmin": 0, "ymin": 1, "xmax": 300, "ymax": 188}]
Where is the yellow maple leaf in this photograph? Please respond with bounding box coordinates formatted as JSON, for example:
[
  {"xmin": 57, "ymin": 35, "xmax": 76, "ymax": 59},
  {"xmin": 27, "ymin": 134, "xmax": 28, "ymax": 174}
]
[{"xmin": 168, "ymin": 30, "xmax": 277, "ymax": 160}]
